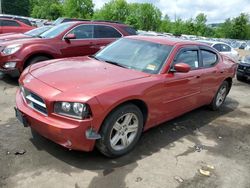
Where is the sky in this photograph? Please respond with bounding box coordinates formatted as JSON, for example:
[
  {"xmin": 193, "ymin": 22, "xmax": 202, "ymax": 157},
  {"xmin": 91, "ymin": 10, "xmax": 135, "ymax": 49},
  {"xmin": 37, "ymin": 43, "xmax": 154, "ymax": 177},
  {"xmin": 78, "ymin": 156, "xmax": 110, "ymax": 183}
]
[{"xmin": 93, "ymin": 0, "xmax": 250, "ymax": 23}]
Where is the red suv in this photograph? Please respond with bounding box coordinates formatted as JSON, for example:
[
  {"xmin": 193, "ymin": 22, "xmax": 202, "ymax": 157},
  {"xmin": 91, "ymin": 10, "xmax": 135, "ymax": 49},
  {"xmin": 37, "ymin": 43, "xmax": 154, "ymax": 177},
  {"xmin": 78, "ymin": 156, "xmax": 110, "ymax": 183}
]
[
  {"xmin": 0, "ymin": 21, "xmax": 136, "ymax": 77},
  {"xmin": 0, "ymin": 18, "xmax": 34, "ymax": 34}
]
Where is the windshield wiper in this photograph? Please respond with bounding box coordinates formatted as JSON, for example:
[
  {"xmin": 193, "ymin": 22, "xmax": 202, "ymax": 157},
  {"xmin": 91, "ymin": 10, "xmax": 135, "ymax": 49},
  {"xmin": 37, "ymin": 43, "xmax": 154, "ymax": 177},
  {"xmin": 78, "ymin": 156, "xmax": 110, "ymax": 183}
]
[
  {"xmin": 103, "ymin": 60, "xmax": 129, "ymax": 69},
  {"xmin": 89, "ymin": 56, "xmax": 129, "ymax": 69},
  {"xmin": 89, "ymin": 55, "xmax": 100, "ymax": 61}
]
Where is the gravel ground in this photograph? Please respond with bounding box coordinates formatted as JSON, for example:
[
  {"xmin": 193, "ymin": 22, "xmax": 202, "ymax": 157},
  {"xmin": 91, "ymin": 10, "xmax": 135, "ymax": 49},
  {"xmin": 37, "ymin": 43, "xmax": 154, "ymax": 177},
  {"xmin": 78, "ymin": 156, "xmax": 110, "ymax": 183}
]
[{"xmin": 0, "ymin": 74, "xmax": 250, "ymax": 188}]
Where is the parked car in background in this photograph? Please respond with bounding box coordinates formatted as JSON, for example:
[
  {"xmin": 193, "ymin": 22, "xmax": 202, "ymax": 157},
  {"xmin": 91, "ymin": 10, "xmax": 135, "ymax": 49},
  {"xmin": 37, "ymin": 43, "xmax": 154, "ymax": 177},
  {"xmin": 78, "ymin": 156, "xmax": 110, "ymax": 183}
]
[
  {"xmin": 0, "ymin": 14, "xmax": 33, "ymax": 26},
  {"xmin": 0, "ymin": 26, "xmax": 52, "ymax": 42},
  {"xmin": 199, "ymin": 40, "xmax": 239, "ymax": 61},
  {"xmin": 0, "ymin": 18, "xmax": 34, "ymax": 34},
  {"xmin": 0, "ymin": 21, "xmax": 136, "ymax": 77},
  {"xmin": 237, "ymin": 55, "xmax": 250, "ymax": 81},
  {"xmin": 15, "ymin": 36, "xmax": 237, "ymax": 157}
]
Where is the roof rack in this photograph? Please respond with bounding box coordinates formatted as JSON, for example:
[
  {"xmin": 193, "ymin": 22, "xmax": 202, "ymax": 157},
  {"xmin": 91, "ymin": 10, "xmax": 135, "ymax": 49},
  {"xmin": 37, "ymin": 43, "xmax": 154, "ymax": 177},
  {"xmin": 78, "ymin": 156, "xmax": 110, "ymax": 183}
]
[{"xmin": 92, "ymin": 20, "xmax": 124, "ymax": 24}]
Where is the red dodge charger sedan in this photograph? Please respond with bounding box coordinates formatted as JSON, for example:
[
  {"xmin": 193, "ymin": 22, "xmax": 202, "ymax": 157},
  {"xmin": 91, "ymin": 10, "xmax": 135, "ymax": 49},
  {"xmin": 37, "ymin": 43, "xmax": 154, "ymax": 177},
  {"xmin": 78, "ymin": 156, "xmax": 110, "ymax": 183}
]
[{"xmin": 15, "ymin": 36, "xmax": 237, "ymax": 157}]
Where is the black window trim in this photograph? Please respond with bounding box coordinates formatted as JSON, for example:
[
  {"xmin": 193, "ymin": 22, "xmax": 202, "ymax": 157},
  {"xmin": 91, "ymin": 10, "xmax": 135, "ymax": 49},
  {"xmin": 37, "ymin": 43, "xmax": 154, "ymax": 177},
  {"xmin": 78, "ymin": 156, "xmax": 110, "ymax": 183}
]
[
  {"xmin": 62, "ymin": 23, "xmax": 123, "ymax": 41},
  {"xmin": 199, "ymin": 45, "xmax": 220, "ymax": 68},
  {"xmin": 169, "ymin": 45, "xmax": 201, "ymax": 72}
]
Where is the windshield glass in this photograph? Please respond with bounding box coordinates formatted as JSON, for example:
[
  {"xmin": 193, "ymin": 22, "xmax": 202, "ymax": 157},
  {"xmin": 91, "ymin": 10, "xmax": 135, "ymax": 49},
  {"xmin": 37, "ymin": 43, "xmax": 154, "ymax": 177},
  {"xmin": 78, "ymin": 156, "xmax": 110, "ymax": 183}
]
[
  {"xmin": 52, "ymin": 18, "xmax": 64, "ymax": 25},
  {"xmin": 40, "ymin": 22, "xmax": 74, "ymax": 38},
  {"xmin": 24, "ymin": 26, "xmax": 52, "ymax": 36},
  {"xmin": 95, "ymin": 38, "xmax": 173, "ymax": 74},
  {"xmin": 242, "ymin": 55, "xmax": 250, "ymax": 64}
]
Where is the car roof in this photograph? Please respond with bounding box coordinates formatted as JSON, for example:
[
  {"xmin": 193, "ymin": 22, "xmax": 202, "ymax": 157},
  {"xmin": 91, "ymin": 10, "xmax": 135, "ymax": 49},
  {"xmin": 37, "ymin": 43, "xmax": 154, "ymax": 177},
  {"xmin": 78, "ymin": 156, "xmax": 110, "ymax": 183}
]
[
  {"xmin": 0, "ymin": 17, "xmax": 21, "ymax": 22},
  {"xmin": 125, "ymin": 35, "xmax": 203, "ymax": 46},
  {"xmin": 69, "ymin": 20, "xmax": 131, "ymax": 27},
  {"xmin": 198, "ymin": 40, "xmax": 231, "ymax": 46}
]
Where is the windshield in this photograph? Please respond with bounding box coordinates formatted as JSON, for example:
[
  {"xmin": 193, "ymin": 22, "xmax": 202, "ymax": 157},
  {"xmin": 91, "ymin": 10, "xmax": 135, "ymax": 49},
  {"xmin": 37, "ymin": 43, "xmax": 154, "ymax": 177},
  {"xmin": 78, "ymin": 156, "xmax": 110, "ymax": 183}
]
[
  {"xmin": 52, "ymin": 18, "xmax": 64, "ymax": 26},
  {"xmin": 24, "ymin": 26, "xmax": 52, "ymax": 37},
  {"xmin": 40, "ymin": 22, "xmax": 74, "ymax": 39},
  {"xmin": 242, "ymin": 55, "xmax": 250, "ymax": 64},
  {"xmin": 95, "ymin": 38, "xmax": 173, "ymax": 74}
]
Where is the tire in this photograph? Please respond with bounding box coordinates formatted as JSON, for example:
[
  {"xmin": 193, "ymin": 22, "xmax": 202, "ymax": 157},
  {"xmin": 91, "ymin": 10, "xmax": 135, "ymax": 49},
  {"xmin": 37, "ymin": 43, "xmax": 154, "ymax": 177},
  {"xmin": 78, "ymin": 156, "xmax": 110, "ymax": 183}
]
[
  {"xmin": 236, "ymin": 74, "xmax": 246, "ymax": 82},
  {"xmin": 209, "ymin": 81, "xmax": 229, "ymax": 111},
  {"xmin": 25, "ymin": 56, "xmax": 50, "ymax": 69},
  {"xmin": 96, "ymin": 104, "xmax": 144, "ymax": 157}
]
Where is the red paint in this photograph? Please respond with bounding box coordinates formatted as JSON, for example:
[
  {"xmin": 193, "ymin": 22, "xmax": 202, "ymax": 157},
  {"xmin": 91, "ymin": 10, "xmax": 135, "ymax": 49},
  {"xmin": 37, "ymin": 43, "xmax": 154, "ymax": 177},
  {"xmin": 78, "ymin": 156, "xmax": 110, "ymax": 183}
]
[
  {"xmin": 16, "ymin": 36, "xmax": 237, "ymax": 152},
  {"xmin": 0, "ymin": 21, "xmax": 134, "ymax": 75},
  {"xmin": 0, "ymin": 18, "xmax": 34, "ymax": 34}
]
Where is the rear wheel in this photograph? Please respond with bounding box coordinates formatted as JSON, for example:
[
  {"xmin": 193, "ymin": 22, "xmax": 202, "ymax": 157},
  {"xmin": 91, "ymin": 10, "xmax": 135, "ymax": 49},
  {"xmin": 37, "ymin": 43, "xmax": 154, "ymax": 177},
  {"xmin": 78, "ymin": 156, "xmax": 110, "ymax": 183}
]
[
  {"xmin": 209, "ymin": 81, "xmax": 229, "ymax": 111},
  {"xmin": 96, "ymin": 104, "xmax": 143, "ymax": 157},
  {"xmin": 25, "ymin": 56, "xmax": 50, "ymax": 69}
]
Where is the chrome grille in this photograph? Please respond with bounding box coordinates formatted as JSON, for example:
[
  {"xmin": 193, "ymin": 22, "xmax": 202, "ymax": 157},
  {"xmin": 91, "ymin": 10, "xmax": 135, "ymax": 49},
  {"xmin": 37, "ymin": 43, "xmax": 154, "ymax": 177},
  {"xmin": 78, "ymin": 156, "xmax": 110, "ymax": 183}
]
[{"xmin": 22, "ymin": 87, "xmax": 47, "ymax": 115}]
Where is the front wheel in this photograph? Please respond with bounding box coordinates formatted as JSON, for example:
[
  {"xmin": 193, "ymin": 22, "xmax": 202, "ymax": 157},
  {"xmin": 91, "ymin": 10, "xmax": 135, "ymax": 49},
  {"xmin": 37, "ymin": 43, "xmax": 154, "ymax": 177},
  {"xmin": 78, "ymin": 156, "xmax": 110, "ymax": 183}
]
[
  {"xmin": 209, "ymin": 81, "xmax": 229, "ymax": 111},
  {"xmin": 25, "ymin": 56, "xmax": 50, "ymax": 69},
  {"xmin": 96, "ymin": 104, "xmax": 143, "ymax": 157}
]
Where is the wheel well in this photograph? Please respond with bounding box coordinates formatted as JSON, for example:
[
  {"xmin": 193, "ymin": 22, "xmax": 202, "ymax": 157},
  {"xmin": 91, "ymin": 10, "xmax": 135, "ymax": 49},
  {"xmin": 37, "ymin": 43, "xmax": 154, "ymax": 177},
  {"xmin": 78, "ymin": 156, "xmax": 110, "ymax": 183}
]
[
  {"xmin": 24, "ymin": 53, "xmax": 54, "ymax": 69},
  {"xmin": 224, "ymin": 77, "xmax": 232, "ymax": 93},
  {"xmin": 104, "ymin": 99, "xmax": 148, "ymax": 127}
]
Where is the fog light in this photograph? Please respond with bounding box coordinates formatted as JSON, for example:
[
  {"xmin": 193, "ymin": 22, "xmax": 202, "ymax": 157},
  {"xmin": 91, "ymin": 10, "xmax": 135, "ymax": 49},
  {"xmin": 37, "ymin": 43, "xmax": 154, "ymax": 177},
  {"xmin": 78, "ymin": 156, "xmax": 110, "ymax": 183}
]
[{"xmin": 3, "ymin": 62, "xmax": 16, "ymax": 69}]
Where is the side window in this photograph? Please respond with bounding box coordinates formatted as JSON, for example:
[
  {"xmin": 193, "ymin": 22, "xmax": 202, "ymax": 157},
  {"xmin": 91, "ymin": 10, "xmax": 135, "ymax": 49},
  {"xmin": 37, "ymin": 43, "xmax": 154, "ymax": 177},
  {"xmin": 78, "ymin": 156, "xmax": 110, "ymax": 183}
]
[
  {"xmin": 175, "ymin": 50, "xmax": 199, "ymax": 69},
  {"xmin": 221, "ymin": 44, "xmax": 231, "ymax": 52},
  {"xmin": 1, "ymin": 20, "xmax": 20, "ymax": 27},
  {"xmin": 68, "ymin": 25, "xmax": 93, "ymax": 39},
  {"xmin": 213, "ymin": 44, "xmax": 221, "ymax": 51},
  {"xmin": 122, "ymin": 26, "xmax": 137, "ymax": 35},
  {"xmin": 201, "ymin": 50, "xmax": 218, "ymax": 68},
  {"xmin": 94, "ymin": 25, "xmax": 122, "ymax": 38}
]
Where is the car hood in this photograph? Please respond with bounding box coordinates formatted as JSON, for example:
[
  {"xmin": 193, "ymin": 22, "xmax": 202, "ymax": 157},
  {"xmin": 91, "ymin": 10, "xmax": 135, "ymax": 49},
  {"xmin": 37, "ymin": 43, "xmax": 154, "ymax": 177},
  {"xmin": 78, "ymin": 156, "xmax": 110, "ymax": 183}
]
[
  {"xmin": 0, "ymin": 33, "xmax": 28, "ymax": 42},
  {"xmin": 0, "ymin": 37, "xmax": 47, "ymax": 46},
  {"xmin": 29, "ymin": 56, "xmax": 150, "ymax": 93}
]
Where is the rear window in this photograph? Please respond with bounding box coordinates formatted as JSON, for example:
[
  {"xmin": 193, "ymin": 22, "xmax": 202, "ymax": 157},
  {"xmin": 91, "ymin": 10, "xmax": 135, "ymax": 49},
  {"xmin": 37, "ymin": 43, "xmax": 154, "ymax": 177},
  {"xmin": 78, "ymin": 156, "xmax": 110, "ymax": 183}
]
[
  {"xmin": 94, "ymin": 25, "xmax": 122, "ymax": 38},
  {"xmin": 201, "ymin": 50, "xmax": 218, "ymax": 67},
  {"xmin": 122, "ymin": 26, "xmax": 137, "ymax": 35},
  {"xmin": 15, "ymin": 18, "xmax": 32, "ymax": 26},
  {"xmin": 0, "ymin": 20, "xmax": 20, "ymax": 27}
]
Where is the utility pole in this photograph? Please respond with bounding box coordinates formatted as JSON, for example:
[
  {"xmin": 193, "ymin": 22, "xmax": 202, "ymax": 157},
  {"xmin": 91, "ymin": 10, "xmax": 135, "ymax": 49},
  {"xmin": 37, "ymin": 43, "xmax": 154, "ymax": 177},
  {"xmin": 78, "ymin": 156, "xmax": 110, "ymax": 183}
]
[{"xmin": 0, "ymin": 0, "xmax": 2, "ymax": 14}]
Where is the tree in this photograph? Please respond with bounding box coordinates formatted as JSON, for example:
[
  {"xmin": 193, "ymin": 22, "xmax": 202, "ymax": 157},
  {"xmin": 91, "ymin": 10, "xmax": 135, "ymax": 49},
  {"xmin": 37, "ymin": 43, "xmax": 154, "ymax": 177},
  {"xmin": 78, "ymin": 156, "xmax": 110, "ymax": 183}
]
[
  {"xmin": 2, "ymin": 0, "xmax": 30, "ymax": 16},
  {"xmin": 63, "ymin": 0, "xmax": 94, "ymax": 19},
  {"xmin": 31, "ymin": 0, "xmax": 63, "ymax": 20},
  {"xmin": 231, "ymin": 13, "xmax": 249, "ymax": 39},
  {"xmin": 194, "ymin": 13, "xmax": 207, "ymax": 36},
  {"xmin": 93, "ymin": 0, "xmax": 129, "ymax": 22}
]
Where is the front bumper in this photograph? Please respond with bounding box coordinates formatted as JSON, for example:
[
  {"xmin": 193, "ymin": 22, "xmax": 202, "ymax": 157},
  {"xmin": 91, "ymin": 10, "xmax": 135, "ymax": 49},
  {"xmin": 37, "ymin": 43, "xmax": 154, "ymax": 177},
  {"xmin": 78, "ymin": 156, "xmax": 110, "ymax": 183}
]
[
  {"xmin": 237, "ymin": 69, "xmax": 250, "ymax": 78},
  {"xmin": 0, "ymin": 68, "xmax": 20, "ymax": 77},
  {"xmin": 15, "ymin": 89, "xmax": 97, "ymax": 152},
  {"xmin": 0, "ymin": 53, "xmax": 23, "ymax": 77}
]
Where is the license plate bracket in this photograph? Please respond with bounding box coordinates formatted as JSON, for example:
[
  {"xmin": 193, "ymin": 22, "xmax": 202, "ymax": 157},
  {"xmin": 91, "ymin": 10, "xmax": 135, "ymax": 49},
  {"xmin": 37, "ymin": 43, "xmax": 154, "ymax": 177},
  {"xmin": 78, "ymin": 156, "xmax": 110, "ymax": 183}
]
[{"xmin": 15, "ymin": 107, "xmax": 28, "ymax": 127}]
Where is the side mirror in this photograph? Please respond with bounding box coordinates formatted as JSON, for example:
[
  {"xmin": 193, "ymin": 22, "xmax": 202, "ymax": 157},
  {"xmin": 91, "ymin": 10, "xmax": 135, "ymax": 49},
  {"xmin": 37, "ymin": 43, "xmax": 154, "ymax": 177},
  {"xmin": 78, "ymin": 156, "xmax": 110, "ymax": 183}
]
[
  {"xmin": 173, "ymin": 62, "xmax": 191, "ymax": 73},
  {"xmin": 64, "ymin": 33, "xmax": 76, "ymax": 40}
]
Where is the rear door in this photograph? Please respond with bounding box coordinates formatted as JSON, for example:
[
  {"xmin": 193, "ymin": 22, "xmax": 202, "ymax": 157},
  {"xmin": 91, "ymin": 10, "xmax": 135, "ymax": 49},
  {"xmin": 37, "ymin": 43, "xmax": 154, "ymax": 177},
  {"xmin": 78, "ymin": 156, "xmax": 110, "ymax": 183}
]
[
  {"xmin": 61, "ymin": 24, "xmax": 96, "ymax": 57},
  {"xmin": 198, "ymin": 47, "xmax": 225, "ymax": 104},
  {"xmin": 93, "ymin": 25, "xmax": 122, "ymax": 52}
]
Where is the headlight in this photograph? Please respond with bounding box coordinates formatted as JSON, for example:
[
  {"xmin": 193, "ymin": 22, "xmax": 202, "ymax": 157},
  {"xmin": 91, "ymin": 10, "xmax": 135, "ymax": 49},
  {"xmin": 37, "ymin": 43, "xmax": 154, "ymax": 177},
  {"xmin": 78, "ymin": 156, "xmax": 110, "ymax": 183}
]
[
  {"xmin": 54, "ymin": 102, "xmax": 91, "ymax": 119},
  {"xmin": 3, "ymin": 62, "xmax": 17, "ymax": 69},
  {"xmin": 2, "ymin": 44, "xmax": 22, "ymax": 55}
]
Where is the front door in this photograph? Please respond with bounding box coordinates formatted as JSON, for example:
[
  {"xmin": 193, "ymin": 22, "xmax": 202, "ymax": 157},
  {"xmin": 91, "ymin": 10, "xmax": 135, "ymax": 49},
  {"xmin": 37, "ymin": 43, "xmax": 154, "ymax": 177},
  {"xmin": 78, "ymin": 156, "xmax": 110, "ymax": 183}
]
[
  {"xmin": 159, "ymin": 47, "xmax": 202, "ymax": 122},
  {"xmin": 61, "ymin": 24, "xmax": 96, "ymax": 57}
]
